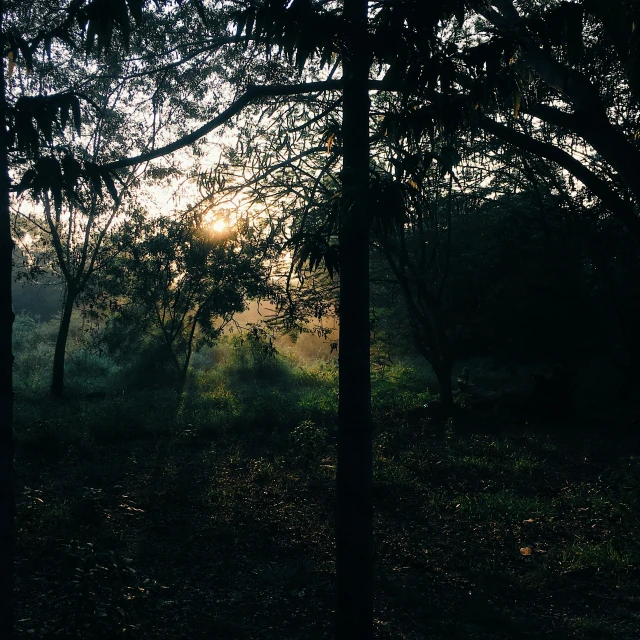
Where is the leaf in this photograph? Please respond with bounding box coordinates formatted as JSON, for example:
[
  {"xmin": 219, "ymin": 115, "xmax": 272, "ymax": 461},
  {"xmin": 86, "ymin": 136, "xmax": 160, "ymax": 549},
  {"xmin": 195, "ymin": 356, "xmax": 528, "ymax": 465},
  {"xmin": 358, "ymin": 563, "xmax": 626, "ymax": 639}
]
[
  {"xmin": 84, "ymin": 162, "xmax": 103, "ymax": 197},
  {"xmin": 61, "ymin": 155, "xmax": 83, "ymax": 189},
  {"xmin": 85, "ymin": 16, "xmax": 97, "ymax": 54},
  {"xmin": 193, "ymin": 0, "xmax": 208, "ymax": 26},
  {"xmin": 235, "ymin": 15, "xmax": 245, "ymax": 38},
  {"xmin": 101, "ymin": 169, "xmax": 120, "ymax": 204},
  {"xmin": 513, "ymin": 87, "xmax": 521, "ymax": 119},
  {"xmin": 70, "ymin": 95, "xmax": 82, "ymax": 135},
  {"xmin": 126, "ymin": 0, "xmax": 144, "ymax": 24},
  {"xmin": 559, "ymin": 2, "xmax": 584, "ymax": 60},
  {"xmin": 327, "ymin": 132, "xmax": 335, "ymax": 153},
  {"xmin": 7, "ymin": 50, "xmax": 14, "ymax": 78},
  {"xmin": 324, "ymin": 245, "xmax": 339, "ymax": 279},
  {"xmin": 438, "ymin": 145, "xmax": 461, "ymax": 177},
  {"xmin": 112, "ymin": 0, "xmax": 131, "ymax": 51},
  {"xmin": 36, "ymin": 156, "xmax": 64, "ymax": 216},
  {"xmin": 16, "ymin": 169, "xmax": 37, "ymax": 194},
  {"xmin": 520, "ymin": 546, "xmax": 533, "ymax": 556},
  {"xmin": 59, "ymin": 99, "xmax": 69, "ymax": 131}
]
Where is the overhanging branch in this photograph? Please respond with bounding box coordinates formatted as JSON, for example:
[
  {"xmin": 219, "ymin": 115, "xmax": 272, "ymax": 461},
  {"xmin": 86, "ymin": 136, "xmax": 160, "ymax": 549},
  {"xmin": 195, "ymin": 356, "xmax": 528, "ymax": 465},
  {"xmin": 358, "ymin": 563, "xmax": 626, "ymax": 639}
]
[
  {"xmin": 480, "ymin": 115, "xmax": 640, "ymax": 242},
  {"xmin": 104, "ymin": 80, "xmax": 344, "ymax": 171}
]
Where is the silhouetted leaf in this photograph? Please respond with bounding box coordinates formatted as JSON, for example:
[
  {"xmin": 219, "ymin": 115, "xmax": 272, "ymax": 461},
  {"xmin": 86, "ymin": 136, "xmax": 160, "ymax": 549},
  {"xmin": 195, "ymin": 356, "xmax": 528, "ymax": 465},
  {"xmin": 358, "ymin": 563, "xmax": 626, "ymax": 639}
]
[
  {"xmin": 61, "ymin": 155, "xmax": 83, "ymax": 197},
  {"xmin": 70, "ymin": 95, "xmax": 82, "ymax": 135},
  {"xmin": 84, "ymin": 162, "xmax": 104, "ymax": 197},
  {"xmin": 513, "ymin": 86, "xmax": 521, "ymax": 119},
  {"xmin": 16, "ymin": 169, "xmax": 37, "ymax": 194},
  {"xmin": 100, "ymin": 169, "xmax": 120, "ymax": 204},
  {"xmin": 36, "ymin": 156, "xmax": 64, "ymax": 215}
]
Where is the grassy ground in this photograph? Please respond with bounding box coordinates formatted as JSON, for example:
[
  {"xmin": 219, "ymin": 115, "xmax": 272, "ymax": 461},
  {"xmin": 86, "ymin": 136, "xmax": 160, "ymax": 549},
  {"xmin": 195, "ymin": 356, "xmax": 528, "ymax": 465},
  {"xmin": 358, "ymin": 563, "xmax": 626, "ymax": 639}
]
[{"xmin": 13, "ymin": 339, "xmax": 640, "ymax": 638}]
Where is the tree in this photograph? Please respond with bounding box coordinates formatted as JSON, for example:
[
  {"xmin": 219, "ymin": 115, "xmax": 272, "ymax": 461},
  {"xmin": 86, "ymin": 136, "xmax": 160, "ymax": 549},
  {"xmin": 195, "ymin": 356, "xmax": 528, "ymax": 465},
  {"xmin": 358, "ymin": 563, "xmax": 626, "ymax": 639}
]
[
  {"xmin": 334, "ymin": 1, "xmax": 372, "ymax": 634},
  {"xmin": 137, "ymin": 4, "xmax": 472, "ymax": 635},
  {"xmin": 0, "ymin": 1, "xmax": 485, "ymax": 636},
  {"xmin": 0, "ymin": 0, "xmax": 145, "ymax": 634},
  {"xmin": 371, "ymin": 172, "xmax": 474, "ymax": 406},
  {"xmin": 9, "ymin": 0, "xmax": 204, "ymax": 397},
  {"xmin": 462, "ymin": 0, "xmax": 640, "ymax": 242},
  {"xmin": 106, "ymin": 213, "xmax": 269, "ymax": 390},
  {"xmin": 0, "ymin": 6, "xmax": 14, "ymax": 635},
  {"xmin": 15, "ymin": 176, "xmax": 144, "ymax": 396}
]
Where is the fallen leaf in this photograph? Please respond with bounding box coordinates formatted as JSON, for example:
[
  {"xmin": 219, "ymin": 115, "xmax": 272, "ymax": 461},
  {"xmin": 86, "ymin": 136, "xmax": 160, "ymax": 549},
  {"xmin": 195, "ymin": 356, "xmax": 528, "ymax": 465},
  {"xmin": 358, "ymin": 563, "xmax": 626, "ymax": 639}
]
[{"xmin": 520, "ymin": 546, "xmax": 533, "ymax": 556}]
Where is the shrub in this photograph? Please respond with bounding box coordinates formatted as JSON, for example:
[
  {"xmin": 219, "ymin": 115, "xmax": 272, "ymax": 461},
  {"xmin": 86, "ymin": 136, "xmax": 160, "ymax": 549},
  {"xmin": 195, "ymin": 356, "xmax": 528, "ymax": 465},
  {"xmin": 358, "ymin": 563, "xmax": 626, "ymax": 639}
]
[
  {"xmin": 289, "ymin": 419, "xmax": 328, "ymax": 460},
  {"xmin": 13, "ymin": 313, "xmax": 58, "ymax": 395}
]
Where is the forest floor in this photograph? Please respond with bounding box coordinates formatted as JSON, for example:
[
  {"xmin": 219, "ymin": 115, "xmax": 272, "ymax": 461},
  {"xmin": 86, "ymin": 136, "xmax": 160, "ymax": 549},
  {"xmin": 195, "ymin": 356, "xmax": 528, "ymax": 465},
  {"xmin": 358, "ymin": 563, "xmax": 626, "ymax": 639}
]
[{"xmin": 13, "ymin": 359, "xmax": 640, "ymax": 639}]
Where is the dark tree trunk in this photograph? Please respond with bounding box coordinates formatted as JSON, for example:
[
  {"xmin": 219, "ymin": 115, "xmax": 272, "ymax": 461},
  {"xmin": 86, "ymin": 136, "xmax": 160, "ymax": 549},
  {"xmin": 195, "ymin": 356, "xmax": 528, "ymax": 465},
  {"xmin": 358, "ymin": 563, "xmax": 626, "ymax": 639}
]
[
  {"xmin": 51, "ymin": 286, "xmax": 75, "ymax": 397},
  {"xmin": 178, "ymin": 317, "xmax": 199, "ymax": 394},
  {"xmin": 336, "ymin": 0, "xmax": 372, "ymax": 638},
  {"xmin": 433, "ymin": 359, "xmax": 454, "ymax": 407},
  {"xmin": 0, "ymin": 3, "xmax": 15, "ymax": 636}
]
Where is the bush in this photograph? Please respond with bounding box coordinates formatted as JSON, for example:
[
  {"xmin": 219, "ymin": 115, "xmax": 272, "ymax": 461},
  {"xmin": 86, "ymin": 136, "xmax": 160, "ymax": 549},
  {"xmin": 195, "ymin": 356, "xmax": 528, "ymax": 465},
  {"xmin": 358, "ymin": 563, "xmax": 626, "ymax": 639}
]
[
  {"xmin": 225, "ymin": 327, "xmax": 287, "ymax": 382},
  {"xmin": 289, "ymin": 419, "xmax": 328, "ymax": 460},
  {"xmin": 372, "ymin": 361, "xmax": 434, "ymax": 414},
  {"xmin": 177, "ymin": 373, "xmax": 240, "ymax": 433},
  {"xmin": 65, "ymin": 350, "xmax": 121, "ymax": 394},
  {"xmin": 14, "ymin": 313, "xmax": 58, "ymax": 394}
]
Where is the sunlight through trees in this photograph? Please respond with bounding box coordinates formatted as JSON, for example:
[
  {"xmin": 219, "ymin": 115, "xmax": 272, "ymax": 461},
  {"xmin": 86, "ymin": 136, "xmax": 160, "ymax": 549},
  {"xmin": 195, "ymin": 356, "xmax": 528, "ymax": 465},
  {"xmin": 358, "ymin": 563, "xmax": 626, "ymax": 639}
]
[{"xmin": 3, "ymin": 2, "xmax": 640, "ymax": 639}]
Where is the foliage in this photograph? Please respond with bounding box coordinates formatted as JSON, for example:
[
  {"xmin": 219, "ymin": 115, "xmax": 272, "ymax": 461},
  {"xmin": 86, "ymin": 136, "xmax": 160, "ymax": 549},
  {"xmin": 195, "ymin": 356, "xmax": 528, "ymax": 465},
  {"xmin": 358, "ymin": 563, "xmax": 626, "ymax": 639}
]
[
  {"xmin": 289, "ymin": 419, "xmax": 328, "ymax": 460},
  {"xmin": 8, "ymin": 2, "xmax": 640, "ymax": 638},
  {"xmin": 13, "ymin": 312, "xmax": 120, "ymax": 396},
  {"xmin": 13, "ymin": 345, "xmax": 640, "ymax": 639},
  {"xmin": 228, "ymin": 324, "xmax": 279, "ymax": 373},
  {"xmin": 6, "ymin": 0, "xmax": 149, "ymax": 193},
  {"xmin": 101, "ymin": 214, "xmax": 270, "ymax": 384}
]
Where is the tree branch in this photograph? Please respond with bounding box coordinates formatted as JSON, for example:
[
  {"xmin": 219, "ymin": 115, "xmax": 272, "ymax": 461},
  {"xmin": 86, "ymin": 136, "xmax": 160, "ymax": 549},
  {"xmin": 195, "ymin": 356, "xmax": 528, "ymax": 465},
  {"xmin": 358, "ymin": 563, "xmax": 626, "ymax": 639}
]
[
  {"xmin": 527, "ymin": 103, "xmax": 640, "ymax": 199},
  {"xmin": 479, "ymin": 115, "xmax": 640, "ymax": 243},
  {"xmin": 104, "ymin": 80, "xmax": 344, "ymax": 171}
]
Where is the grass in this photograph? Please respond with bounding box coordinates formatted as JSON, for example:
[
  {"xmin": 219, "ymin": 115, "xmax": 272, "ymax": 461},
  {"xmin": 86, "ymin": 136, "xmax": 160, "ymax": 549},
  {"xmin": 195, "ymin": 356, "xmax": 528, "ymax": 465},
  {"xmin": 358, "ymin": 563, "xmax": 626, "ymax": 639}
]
[{"xmin": 12, "ymin": 325, "xmax": 640, "ymax": 638}]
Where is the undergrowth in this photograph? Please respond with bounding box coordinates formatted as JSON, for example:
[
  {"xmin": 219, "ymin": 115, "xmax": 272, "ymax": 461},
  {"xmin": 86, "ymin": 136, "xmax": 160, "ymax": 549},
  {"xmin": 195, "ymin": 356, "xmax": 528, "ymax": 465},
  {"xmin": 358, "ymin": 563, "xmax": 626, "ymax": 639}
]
[{"xmin": 13, "ymin": 314, "xmax": 640, "ymax": 638}]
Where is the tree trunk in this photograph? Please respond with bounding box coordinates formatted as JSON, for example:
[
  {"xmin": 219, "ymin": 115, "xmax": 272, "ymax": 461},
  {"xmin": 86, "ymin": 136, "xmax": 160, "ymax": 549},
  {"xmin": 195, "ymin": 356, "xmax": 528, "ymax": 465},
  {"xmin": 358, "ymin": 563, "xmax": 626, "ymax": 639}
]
[
  {"xmin": 178, "ymin": 317, "xmax": 199, "ymax": 394},
  {"xmin": 433, "ymin": 360, "xmax": 454, "ymax": 407},
  {"xmin": 336, "ymin": 1, "xmax": 372, "ymax": 638},
  {"xmin": 0, "ymin": 3, "xmax": 15, "ymax": 636},
  {"xmin": 51, "ymin": 286, "xmax": 75, "ymax": 397}
]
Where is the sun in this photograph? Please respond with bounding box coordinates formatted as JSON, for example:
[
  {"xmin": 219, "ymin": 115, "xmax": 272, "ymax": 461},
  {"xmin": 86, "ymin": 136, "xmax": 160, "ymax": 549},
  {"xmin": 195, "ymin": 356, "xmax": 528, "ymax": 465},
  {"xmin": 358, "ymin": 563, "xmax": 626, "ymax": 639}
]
[{"xmin": 211, "ymin": 218, "xmax": 227, "ymax": 232}]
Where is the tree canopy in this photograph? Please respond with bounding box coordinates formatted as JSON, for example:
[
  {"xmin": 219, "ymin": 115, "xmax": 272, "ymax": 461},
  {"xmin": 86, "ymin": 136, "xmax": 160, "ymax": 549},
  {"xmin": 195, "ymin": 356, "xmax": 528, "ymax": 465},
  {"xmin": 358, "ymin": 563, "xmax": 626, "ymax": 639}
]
[{"xmin": 4, "ymin": 2, "xmax": 640, "ymax": 639}]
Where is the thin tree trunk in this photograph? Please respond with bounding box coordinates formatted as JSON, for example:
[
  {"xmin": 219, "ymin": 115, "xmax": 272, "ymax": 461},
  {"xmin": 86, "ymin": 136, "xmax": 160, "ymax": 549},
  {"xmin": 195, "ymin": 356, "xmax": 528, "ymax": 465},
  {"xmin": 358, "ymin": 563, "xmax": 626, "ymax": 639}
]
[
  {"xmin": 0, "ymin": 2, "xmax": 15, "ymax": 636},
  {"xmin": 178, "ymin": 316, "xmax": 199, "ymax": 394},
  {"xmin": 336, "ymin": 0, "xmax": 372, "ymax": 638},
  {"xmin": 433, "ymin": 359, "xmax": 454, "ymax": 407},
  {"xmin": 51, "ymin": 286, "xmax": 75, "ymax": 397}
]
